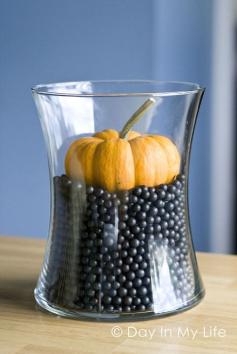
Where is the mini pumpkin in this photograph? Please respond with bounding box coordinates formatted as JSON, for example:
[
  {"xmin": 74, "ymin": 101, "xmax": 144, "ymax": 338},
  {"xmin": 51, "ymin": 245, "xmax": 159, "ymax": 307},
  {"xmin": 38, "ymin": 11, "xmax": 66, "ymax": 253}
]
[{"xmin": 65, "ymin": 99, "xmax": 180, "ymax": 192}]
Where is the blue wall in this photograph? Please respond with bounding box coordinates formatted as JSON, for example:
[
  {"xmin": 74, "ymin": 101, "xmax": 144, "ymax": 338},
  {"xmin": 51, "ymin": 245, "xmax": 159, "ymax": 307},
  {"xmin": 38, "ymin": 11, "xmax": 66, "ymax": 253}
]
[
  {"xmin": 0, "ymin": 0, "xmax": 213, "ymax": 251},
  {"xmin": 152, "ymin": 0, "xmax": 213, "ymax": 251},
  {"xmin": 0, "ymin": 0, "xmax": 153, "ymax": 238}
]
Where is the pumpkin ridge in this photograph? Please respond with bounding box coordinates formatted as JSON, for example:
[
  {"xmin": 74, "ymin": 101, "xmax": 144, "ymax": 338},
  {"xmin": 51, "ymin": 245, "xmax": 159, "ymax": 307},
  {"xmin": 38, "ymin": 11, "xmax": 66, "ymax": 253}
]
[
  {"xmin": 129, "ymin": 136, "xmax": 154, "ymax": 186},
  {"xmin": 127, "ymin": 139, "xmax": 136, "ymax": 188},
  {"xmin": 115, "ymin": 139, "xmax": 135, "ymax": 191},
  {"xmin": 151, "ymin": 135, "xmax": 181, "ymax": 183},
  {"xmin": 148, "ymin": 136, "xmax": 169, "ymax": 184},
  {"xmin": 127, "ymin": 131, "xmax": 141, "ymax": 141},
  {"xmin": 93, "ymin": 140, "xmax": 117, "ymax": 191},
  {"xmin": 82, "ymin": 139, "xmax": 103, "ymax": 185},
  {"xmin": 94, "ymin": 129, "xmax": 119, "ymax": 140},
  {"xmin": 72, "ymin": 140, "xmax": 94, "ymax": 181},
  {"xmin": 114, "ymin": 140, "xmax": 119, "ymax": 188},
  {"xmin": 65, "ymin": 138, "xmax": 92, "ymax": 178}
]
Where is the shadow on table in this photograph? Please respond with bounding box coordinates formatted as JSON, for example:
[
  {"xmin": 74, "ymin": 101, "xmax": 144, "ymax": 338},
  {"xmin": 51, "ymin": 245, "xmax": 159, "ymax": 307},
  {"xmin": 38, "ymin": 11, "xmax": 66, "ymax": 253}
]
[{"xmin": 0, "ymin": 277, "xmax": 40, "ymax": 312}]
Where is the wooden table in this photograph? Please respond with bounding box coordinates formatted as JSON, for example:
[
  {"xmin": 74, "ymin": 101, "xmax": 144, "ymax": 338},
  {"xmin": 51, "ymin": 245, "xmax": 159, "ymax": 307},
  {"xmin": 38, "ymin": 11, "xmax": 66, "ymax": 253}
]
[{"xmin": 0, "ymin": 236, "xmax": 236, "ymax": 354}]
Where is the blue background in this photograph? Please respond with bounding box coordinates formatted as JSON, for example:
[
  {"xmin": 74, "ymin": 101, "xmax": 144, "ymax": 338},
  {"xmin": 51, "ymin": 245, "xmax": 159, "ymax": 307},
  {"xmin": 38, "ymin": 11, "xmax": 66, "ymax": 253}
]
[{"xmin": 0, "ymin": 0, "xmax": 213, "ymax": 251}]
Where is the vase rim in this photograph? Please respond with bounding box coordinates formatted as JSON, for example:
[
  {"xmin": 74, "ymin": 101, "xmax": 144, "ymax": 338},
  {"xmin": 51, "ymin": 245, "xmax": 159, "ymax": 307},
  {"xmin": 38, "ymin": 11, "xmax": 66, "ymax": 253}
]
[{"xmin": 31, "ymin": 80, "xmax": 204, "ymax": 98}]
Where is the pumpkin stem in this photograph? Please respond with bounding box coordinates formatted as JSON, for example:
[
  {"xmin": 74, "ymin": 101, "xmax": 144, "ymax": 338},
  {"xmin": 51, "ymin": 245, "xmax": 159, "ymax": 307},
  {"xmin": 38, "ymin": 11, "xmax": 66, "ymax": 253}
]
[{"xmin": 119, "ymin": 98, "xmax": 156, "ymax": 139}]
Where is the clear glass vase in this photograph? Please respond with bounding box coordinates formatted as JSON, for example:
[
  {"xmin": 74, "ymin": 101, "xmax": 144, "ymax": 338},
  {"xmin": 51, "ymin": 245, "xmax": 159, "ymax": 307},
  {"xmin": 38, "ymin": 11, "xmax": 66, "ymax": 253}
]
[{"xmin": 32, "ymin": 80, "xmax": 205, "ymax": 321}]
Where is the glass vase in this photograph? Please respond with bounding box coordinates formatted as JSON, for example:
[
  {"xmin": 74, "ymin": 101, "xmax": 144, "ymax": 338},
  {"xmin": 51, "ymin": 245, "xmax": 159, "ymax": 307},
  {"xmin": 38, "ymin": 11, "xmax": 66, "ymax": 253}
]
[{"xmin": 32, "ymin": 80, "xmax": 205, "ymax": 321}]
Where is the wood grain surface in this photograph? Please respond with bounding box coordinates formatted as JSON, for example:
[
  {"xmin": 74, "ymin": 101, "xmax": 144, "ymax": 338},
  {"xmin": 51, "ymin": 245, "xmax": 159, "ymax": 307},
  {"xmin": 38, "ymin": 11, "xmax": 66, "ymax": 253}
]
[{"xmin": 0, "ymin": 236, "xmax": 236, "ymax": 354}]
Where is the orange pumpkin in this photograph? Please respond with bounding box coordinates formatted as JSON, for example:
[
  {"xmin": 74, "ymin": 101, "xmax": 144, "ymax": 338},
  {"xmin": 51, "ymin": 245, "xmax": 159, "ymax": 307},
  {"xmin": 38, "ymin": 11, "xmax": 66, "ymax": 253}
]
[{"xmin": 65, "ymin": 99, "xmax": 181, "ymax": 192}]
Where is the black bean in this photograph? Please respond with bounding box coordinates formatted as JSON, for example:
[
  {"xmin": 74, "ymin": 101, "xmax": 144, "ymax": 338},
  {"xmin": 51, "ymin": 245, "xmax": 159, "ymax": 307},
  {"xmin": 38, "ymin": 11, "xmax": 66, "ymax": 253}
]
[
  {"xmin": 128, "ymin": 248, "xmax": 137, "ymax": 257},
  {"xmin": 113, "ymin": 296, "xmax": 122, "ymax": 305},
  {"xmin": 131, "ymin": 225, "xmax": 140, "ymax": 234},
  {"xmin": 124, "ymin": 280, "xmax": 133, "ymax": 289},
  {"xmin": 103, "ymin": 295, "xmax": 112, "ymax": 305},
  {"xmin": 128, "ymin": 217, "xmax": 136, "ymax": 227},
  {"xmin": 128, "ymin": 288, "xmax": 137, "ymax": 296},
  {"xmin": 138, "ymin": 286, "xmax": 148, "ymax": 296},
  {"xmin": 141, "ymin": 203, "xmax": 150, "ymax": 212},
  {"xmin": 124, "ymin": 296, "xmax": 133, "ymax": 306},
  {"xmin": 136, "ymin": 269, "xmax": 145, "ymax": 278},
  {"xmin": 127, "ymin": 271, "xmax": 136, "ymax": 281},
  {"xmin": 118, "ymin": 287, "xmax": 127, "ymax": 297},
  {"xmin": 133, "ymin": 187, "xmax": 142, "ymax": 196}
]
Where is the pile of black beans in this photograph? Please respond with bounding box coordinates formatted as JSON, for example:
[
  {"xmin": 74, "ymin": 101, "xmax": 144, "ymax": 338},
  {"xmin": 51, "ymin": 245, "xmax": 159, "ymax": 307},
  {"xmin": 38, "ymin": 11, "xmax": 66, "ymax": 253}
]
[{"xmin": 42, "ymin": 174, "xmax": 194, "ymax": 314}]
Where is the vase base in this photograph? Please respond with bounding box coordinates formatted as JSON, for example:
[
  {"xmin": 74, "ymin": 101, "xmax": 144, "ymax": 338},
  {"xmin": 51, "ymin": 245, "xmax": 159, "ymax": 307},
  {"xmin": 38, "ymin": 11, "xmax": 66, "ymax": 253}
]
[{"xmin": 34, "ymin": 288, "xmax": 205, "ymax": 322}]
